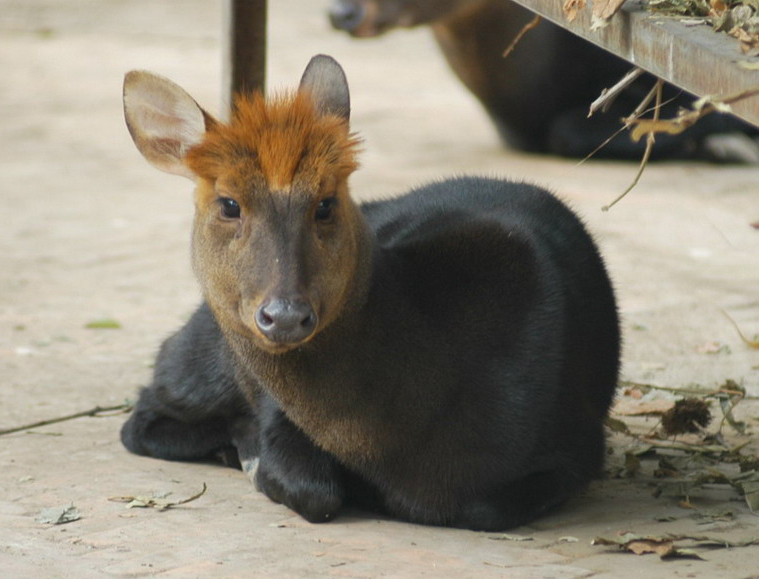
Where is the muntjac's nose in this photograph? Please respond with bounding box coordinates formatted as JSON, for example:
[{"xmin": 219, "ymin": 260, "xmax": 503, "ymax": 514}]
[
  {"xmin": 255, "ymin": 298, "xmax": 317, "ymax": 345},
  {"xmin": 329, "ymin": 1, "xmax": 365, "ymax": 32}
]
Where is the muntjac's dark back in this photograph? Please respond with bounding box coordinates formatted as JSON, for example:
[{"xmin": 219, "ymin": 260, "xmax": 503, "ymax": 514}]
[{"xmin": 121, "ymin": 54, "xmax": 620, "ymax": 531}]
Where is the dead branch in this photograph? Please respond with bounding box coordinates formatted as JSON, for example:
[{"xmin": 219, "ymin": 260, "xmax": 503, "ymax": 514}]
[
  {"xmin": 602, "ymin": 80, "xmax": 663, "ymax": 211},
  {"xmin": 578, "ymin": 78, "xmax": 662, "ymax": 166},
  {"xmin": 588, "ymin": 67, "xmax": 644, "ymax": 117},
  {"xmin": 502, "ymin": 14, "xmax": 542, "ymax": 59}
]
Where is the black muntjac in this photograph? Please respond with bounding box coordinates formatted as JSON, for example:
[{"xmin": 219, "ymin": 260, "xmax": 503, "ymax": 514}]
[{"xmin": 121, "ymin": 54, "xmax": 620, "ymax": 531}]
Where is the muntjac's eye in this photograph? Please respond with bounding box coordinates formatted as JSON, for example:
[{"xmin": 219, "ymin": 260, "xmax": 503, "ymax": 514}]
[
  {"xmin": 219, "ymin": 197, "xmax": 241, "ymax": 219},
  {"xmin": 315, "ymin": 197, "xmax": 337, "ymax": 223}
]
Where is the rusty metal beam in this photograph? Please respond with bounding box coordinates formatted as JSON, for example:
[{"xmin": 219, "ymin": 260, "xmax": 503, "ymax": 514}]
[
  {"xmin": 510, "ymin": 0, "xmax": 759, "ymax": 128},
  {"xmin": 222, "ymin": 0, "xmax": 267, "ymax": 118}
]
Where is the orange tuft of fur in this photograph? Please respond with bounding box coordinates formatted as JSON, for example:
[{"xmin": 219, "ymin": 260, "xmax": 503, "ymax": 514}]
[{"xmin": 184, "ymin": 91, "xmax": 360, "ymax": 191}]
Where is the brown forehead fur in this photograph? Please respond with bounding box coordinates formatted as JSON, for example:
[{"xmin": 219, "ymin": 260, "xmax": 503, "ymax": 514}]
[{"xmin": 184, "ymin": 91, "xmax": 360, "ymax": 191}]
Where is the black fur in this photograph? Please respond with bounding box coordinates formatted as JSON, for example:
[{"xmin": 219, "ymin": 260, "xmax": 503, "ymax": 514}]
[{"xmin": 122, "ymin": 177, "xmax": 620, "ymax": 531}]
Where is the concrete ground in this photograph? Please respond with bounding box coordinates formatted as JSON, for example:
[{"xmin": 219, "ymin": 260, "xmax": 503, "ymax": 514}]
[{"xmin": 1, "ymin": 1, "xmax": 758, "ymax": 577}]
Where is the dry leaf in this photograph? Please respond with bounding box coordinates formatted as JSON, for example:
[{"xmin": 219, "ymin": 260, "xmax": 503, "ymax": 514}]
[
  {"xmin": 627, "ymin": 539, "xmax": 676, "ymax": 556},
  {"xmin": 594, "ymin": 0, "xmax": 627, "ymax": 20},
  {"xmin": 739, "ymin": 480, "xmax": 759, "ymax": 511},
  {"xmin": 36, "ymin": 503, "xmax": 81, "ymax": 525},
  {"xmin": 695, "ymin": 341, "xmax": 730, "ymax": 354},
  {"xmin": 625, "ymin": 387, "xmax": 644, "ymax": 399},
  {"xmin": 627, "ymin": 88, "xmax": 759, "ymax": 148},
  {"xmin": 710, "ymin": 0, "xmax": 728, "ymax": 15},
  {"xmin": 613, "ymin": 398, "xmax": 675, "ymax": 416},
  {"xmin": 631, "ymin": 118, "xmax": 688, "ymax": 142},
  {"xmin": 591, "ymin": 533, "xmax": 708, "ymax": 560},
  {"xmin": 563, "ymin": 0, "xmax": 586, "ymax": 22},
  {"xmin": 606, "ymin": 416, "xmax": 631, "ymax": 434},
  {"xmin": 591, "ymin": 0, "xmax": 627, "ymax": 29},
  {"xmin": 592, "ymin": 533, "xmax": 704, "ymax": 559},
  {"xmin": 109, "ymin": 483, "xmax": 207, "ymax": 511}
]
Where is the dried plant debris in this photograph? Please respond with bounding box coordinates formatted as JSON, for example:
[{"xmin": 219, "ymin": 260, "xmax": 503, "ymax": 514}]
[
  {"xmin": 649, "ymin": 0, "xmax": 759, "ymax": 54},
  {"xmin": 592, "ymin": 0, "xmax": 629, "ymax": 28},
  {"xmin": 108, "ymin": 483, "xmax": 207, "ymax": 511},
  {"xmin": 564, "ymin": 0, "xmax": 759, "ymax": 53},
  {"xmin": 661, "ymin": 398, "xmax": 712, "ymax": 436},
  {"xmin": 653, "ymin": 461, "xmax": 759, "ymax": 509},
  {"xmin": 629, "ymin": 86, "xmax": 759, "ymax": 144},
  {"xmin": 609, "ymin": 380, "xmax": 759, "ymax": 510},
  {"xmin": 563, "ymin": 0, "xmax": 587, "ymax": 22},
  {"xmin": 36, "ymin": 503, "xmax": 81, "ymax": 525},
  {"xmin": 649, "ymin": 0, "xmax": 712, "ymax": 16},
  {"xmin": 613, "ymin": 397, "xmax": 676, "ymax": 417},
  {"xmin": 713, "ymin": 380, "xmax": 747, "ymax": 434},
  {"xmin": 613, "ymin": 379, "xmax": 749, "ymax": 439},
  {"xmin": 562, "ymin": 0, "xmax": 627, "ymax": 27},
  {"xmin": 593, "ymin": 532, "xmax": 759, "ymax": 560},
  {"xmin": 568, "ymin": 1, "xmax": 759, "ymax": 203},
  {"xmin": 593, "ymin": 533, "xmax": 704, "ymax": 559}
]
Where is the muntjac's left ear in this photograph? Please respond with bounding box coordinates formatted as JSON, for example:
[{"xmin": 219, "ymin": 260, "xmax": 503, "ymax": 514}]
[{"xmin": 299, "ymin": 54, "xmax": 351, "ymax": 122}]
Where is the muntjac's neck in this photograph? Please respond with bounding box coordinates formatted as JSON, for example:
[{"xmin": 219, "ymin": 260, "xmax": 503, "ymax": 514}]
[{"xmin": 223, "ymin": 207, "xmax": 386, "ymax": 465}]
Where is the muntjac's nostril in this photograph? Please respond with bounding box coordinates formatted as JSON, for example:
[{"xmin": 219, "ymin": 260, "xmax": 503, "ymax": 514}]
[
  {"xmin": 329, "ymin": 1, "xmax": 365, "ymax": 32},
  {"xmin": 255, "ymin": 299, "xmax": 317, "ymax": 345}
]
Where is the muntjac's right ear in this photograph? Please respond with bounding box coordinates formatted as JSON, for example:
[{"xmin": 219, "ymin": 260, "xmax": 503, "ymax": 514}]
[{"xmin": 123, "ymin": 70, "xmax": 213, "ymax": 180}]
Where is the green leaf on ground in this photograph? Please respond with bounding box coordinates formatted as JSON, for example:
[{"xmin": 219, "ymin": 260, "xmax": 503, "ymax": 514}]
[{"xmin": 85, "ymin": 319, "xmax": 122, "ymax": 329}]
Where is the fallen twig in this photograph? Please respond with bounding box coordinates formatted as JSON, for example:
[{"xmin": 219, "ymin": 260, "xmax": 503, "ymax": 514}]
[
  {"xmin": 619, "ymin": 379, "xmax": 758, "ymax": 400},
  {"xmin": 0, "ymin": 403, "xmax": 133, "ymax": 436},
  {"xmin": 502, "ymin": 14, "xmax": 542, "ymax": 59},
  {"xmin": 721, "ymin": 309, "xmax": 759, "ymax": 350}
]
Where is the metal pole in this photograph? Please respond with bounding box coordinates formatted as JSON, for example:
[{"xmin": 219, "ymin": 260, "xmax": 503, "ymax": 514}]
[{"xmin": 222, "ymin": 0, "xmax": 267, "ymax": 119}]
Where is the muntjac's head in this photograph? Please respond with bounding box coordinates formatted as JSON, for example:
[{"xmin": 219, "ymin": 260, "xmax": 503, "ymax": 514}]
[{"xmin": 123, "ymin": 55, "xmax": 364, "ymax": 353}]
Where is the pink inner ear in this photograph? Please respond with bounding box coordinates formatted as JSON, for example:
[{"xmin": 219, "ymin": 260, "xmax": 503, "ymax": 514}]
[
  {"xmin": 150, "ymin": 138, "xmax": 184, "ymax": 161},
  {"xmin": 124, "ymin": 71, "xmax": 209, "ymax": 180}
]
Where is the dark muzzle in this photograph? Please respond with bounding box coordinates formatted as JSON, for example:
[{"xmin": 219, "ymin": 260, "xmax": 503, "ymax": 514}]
[{"xmin": 255, "ymin": 298, "xmax": 317, "ymax": 346}]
